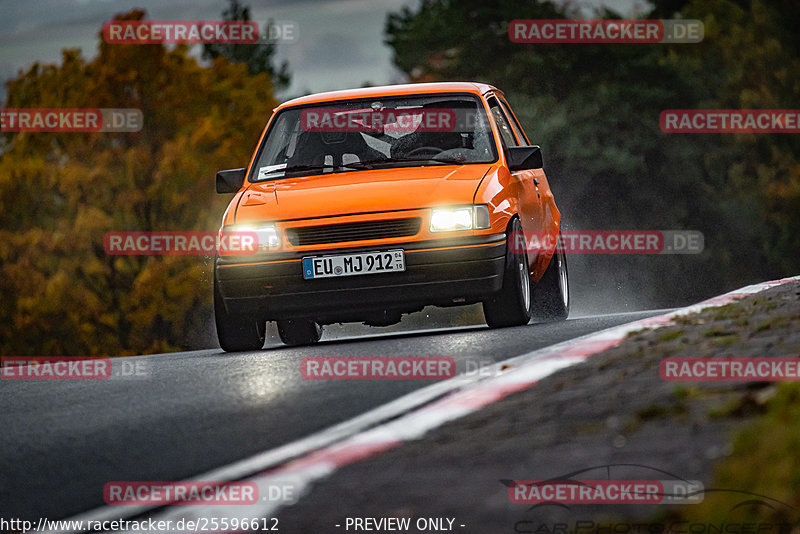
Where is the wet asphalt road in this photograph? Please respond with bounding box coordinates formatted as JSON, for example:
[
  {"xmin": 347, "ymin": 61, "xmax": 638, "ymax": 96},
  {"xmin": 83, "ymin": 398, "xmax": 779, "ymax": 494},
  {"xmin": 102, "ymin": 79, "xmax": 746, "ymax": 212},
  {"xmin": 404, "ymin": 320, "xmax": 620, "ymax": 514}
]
[{"xmin": 0, "ymin": 310, "xmax": 669, "ymax": 522}]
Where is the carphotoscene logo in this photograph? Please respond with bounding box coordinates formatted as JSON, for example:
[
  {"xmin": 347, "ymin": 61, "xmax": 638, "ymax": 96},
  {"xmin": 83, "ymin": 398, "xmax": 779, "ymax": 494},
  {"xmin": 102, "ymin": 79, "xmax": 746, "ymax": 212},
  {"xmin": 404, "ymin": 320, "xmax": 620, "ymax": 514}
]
[
  {"xmin": 661, "ymin": 357, "xmax": 800, "ymax": 381},
  {"xmin": 103, "ymin": 20, "xmax": 298, "ymax": 44},
  {"xmin": 660, "ymin": 110, "xmax": 800, "ymax": 133},
  {"xmin": 510, "ymin": 230, "xmax": 704, "ymax": 255},
  {"xmin": 505, "ymin": 465, "xmax": 795, "ymax": 533},
  {"xmin": 502, "ymin": 464, "xmax": 705, "ymax": 511},
  {"xmin": 512, "ymin": 518, "xmax": 794, "ymax": 534},
  {"xmin": 301, "ymin": 356, "xmax": 456, "ymax": 380},
  {"xmin": 104, "ymin": 231, "xmax": 263, "ymax": 255},
  {"xmin": 509, "ymin": 19, "xmax": 703, "ymax": 43},
  {"xmin": 0, "ymin": 108, "xmax": 142, "ymax": 133}
]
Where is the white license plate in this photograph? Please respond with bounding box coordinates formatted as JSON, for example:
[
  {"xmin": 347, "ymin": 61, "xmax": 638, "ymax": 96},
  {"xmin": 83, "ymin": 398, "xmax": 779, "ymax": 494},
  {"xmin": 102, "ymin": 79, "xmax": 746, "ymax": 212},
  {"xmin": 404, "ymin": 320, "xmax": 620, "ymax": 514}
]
[{"xmin": 302, "ymin": 250, "xmax": 405, "ymax": 279}]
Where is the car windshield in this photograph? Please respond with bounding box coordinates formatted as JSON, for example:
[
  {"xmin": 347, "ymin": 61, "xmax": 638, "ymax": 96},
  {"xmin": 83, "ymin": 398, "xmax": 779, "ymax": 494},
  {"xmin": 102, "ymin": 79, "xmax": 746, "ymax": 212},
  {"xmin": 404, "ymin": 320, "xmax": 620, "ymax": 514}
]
[{"xmin": 250, "ymin": 93, "xmax": 498, "ymax": 181}]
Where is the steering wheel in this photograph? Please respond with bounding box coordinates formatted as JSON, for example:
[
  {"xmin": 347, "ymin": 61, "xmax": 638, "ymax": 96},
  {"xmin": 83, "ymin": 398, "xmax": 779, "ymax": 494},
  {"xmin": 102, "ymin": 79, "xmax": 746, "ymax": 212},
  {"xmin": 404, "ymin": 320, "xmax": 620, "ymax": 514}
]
[{"xmin": 405, "ymin": 146, "xmax": 442, "ymax": 158}]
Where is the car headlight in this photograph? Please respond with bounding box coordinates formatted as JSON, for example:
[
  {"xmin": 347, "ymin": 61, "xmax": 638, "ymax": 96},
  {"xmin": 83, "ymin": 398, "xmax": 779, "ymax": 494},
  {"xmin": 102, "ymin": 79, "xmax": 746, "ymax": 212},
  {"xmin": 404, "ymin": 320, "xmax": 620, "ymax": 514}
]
[
  {"xmin": 430, "ymin": 205, "xmax": 491, "ymax": 232},
  {"xmin": 229, "ymin": 224, "xmax": 280, "ymax": 249}
]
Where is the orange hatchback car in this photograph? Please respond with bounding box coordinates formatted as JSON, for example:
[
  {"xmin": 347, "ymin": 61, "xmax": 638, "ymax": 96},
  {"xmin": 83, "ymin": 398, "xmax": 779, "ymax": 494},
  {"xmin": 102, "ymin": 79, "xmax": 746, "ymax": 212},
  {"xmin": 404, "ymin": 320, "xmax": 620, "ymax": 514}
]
[{"xmin": 214, "ymin": 82, "xmax": 569, "ymax": 350}]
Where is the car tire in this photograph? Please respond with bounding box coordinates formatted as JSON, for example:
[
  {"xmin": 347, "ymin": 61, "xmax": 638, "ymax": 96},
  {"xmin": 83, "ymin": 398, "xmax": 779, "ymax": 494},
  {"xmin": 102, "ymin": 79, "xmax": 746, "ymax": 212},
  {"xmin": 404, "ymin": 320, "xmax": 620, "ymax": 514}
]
[
  {"xmin": 482, "ymin": 218, "xmax": 532, "ymax": 328},
  {"xmin": 214, "ymin": 278, "xmax": 266, "ymax": 352},
  {"xmin": 531, "ymin": 230, "xmax": 569, "ymax": 321},
  {"xmin": 277, "ymin": 319, "xmax": 323, "ymax": 346}
]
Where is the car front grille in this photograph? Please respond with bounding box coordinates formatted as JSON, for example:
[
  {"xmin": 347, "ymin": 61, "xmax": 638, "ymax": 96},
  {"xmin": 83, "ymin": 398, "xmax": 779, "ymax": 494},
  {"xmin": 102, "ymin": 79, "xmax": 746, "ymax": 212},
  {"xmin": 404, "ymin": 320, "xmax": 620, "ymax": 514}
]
[{"xmin": 285, "ymin": 218, "xmax": 422, "ymax": 246}]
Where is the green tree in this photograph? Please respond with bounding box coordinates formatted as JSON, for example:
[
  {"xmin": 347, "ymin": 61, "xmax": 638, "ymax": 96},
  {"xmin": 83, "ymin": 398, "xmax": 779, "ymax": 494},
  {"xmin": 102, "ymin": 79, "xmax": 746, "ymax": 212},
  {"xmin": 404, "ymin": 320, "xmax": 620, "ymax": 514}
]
[
  {"xmin": 669, "ymin": 0, "xmax": 800, "ymax": 277},
  {"xmin": 202, "ymin": 0, "xmax": 291, "ymax": 89},
  {"xmin": 384, "ymin": 0, "xmax": 800, "ymax": 306}
]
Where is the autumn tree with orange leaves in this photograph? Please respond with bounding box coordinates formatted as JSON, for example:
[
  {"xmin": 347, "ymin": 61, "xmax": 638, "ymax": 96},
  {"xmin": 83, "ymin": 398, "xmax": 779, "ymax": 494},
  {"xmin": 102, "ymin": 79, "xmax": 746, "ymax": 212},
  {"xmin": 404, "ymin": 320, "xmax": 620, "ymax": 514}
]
[{"xmin": 0, "ymin": 9, "xmax": 278, "ymax": 355}]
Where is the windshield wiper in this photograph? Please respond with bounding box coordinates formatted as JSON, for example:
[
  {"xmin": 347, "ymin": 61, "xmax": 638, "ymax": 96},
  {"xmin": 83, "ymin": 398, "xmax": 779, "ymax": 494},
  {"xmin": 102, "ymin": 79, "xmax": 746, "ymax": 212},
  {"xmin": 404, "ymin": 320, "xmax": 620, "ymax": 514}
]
[
  {"xmin": 364, "ymin": 155, "xmax": 466, "ymax": 165},
  {"xmin": 254, "ymin": 162, "xmax": 374, "ymax": 180},
  {"xmin": 257, "ymin": 156, "xmax": 465, "ymax": 181},
  {"xmin": 282, "ymin": 163, "xmax": 371, "ymax": 173},
  {"xmin": 429, "ymin": 155, "xmax": 467, "ymax": 164}
]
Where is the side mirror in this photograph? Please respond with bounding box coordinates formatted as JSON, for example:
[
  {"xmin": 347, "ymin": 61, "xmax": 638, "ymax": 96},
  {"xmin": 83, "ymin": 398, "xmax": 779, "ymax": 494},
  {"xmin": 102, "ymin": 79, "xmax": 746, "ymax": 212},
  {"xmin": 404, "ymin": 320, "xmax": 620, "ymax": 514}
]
[
  {"xmin": 507, "ymin": 146, "xmax": 543, "ymax": 171},
  {"xmin": 216, "ymin": 168, "xmax": 247, "ymax": 194}
]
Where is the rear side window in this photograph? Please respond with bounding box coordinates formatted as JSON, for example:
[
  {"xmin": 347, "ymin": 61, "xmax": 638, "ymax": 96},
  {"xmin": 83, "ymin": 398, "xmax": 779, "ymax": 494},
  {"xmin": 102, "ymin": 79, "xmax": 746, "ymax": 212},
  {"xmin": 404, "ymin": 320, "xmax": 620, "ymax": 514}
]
[
  {"xmin": 488, "ymin": 97, "xmax": 518, "ymax": 148},
  {"xmin": 498, "ymin": 96, "xmax": 529, "ymax": 145}
]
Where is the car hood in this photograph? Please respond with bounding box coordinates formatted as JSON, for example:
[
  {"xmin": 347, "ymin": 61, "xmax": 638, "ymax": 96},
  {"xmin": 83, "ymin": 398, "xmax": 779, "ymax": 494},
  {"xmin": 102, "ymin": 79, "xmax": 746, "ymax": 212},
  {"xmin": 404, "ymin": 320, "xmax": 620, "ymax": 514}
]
[{"xmin": 234, "ymin": 164, "xmax": 492, "ymax": 222}]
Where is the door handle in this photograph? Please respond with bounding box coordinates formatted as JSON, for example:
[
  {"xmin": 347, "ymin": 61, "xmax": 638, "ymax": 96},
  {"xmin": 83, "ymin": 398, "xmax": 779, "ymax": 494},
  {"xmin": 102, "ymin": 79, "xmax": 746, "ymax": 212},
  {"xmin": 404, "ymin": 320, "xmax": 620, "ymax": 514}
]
[{"xmin": 533, "ymin": 179, "xmax": 540, "ymax": 186}]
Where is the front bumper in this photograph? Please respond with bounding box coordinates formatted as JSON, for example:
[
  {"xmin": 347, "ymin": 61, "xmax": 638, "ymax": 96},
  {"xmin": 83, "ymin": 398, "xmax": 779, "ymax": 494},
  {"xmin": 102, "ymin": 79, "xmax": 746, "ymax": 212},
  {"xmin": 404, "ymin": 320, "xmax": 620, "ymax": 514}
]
[{"xmin": 215, "ymin": 233, "xmax": 507, "ymax": 323}]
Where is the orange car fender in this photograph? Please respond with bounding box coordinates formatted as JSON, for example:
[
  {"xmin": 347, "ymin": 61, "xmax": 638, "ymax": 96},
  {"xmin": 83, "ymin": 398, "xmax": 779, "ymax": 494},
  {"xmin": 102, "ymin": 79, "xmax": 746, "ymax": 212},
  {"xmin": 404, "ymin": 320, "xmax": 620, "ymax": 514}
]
[
  {"xmin": 474, "ymin": 165, "xmax": 518, "ymax": 236},
  {"xmin": 475, "ymin": 165, "xmax": 562, "ymax": 283},
  {"xmin": 529, "ymin": 170, "xmax": 562, "ymax": 282},
  {"xmin": 221, "ymin": 189, "xmax": 247, "ymax": 227}
]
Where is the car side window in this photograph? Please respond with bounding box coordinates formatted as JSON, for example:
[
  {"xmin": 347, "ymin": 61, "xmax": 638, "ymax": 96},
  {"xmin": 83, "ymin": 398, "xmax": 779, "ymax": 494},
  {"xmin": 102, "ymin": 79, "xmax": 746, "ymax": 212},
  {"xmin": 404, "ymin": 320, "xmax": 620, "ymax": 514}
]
[
  {"xmin": 488, "ymin": 97, "xmax": 518, "ymax": 148},
  {"xmin": 498, "ymin": 97, "xmax": 529, "ymax": 146}
]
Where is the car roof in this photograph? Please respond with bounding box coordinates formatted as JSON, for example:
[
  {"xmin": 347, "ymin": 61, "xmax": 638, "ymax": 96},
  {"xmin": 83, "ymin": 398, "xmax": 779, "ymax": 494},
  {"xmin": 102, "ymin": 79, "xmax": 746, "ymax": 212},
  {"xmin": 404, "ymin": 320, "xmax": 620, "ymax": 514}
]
[{"xmin": 276, "ymin": 82, "xmax": 499, "ymax": 110}]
